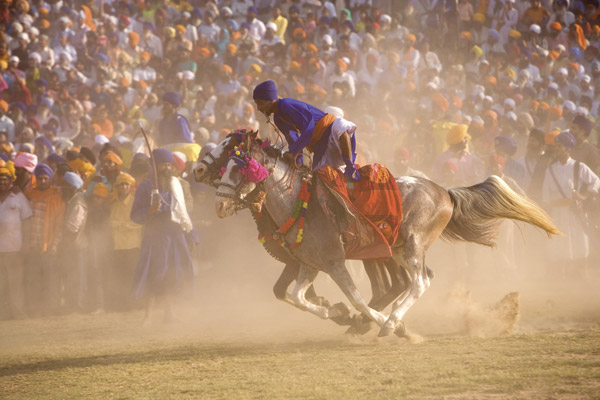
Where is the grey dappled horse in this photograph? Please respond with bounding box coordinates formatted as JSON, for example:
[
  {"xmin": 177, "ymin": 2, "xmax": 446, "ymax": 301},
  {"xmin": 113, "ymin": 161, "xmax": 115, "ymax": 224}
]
[{"xmin": 205, "ymin": 131, "xmax": 560, "ymax": 337}]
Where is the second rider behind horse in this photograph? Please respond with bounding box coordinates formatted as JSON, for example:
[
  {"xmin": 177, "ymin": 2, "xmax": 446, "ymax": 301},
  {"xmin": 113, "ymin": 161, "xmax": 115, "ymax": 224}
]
[{"xmin": 252, "ymin": 80, "xmax": 361, "ymax": 181}]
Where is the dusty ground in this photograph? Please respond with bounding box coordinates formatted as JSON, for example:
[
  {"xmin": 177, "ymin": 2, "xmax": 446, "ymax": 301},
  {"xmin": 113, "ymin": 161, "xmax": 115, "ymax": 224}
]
[{"xmin": 1, "ymin": 216, "xmax": 599, "ymax": 399}]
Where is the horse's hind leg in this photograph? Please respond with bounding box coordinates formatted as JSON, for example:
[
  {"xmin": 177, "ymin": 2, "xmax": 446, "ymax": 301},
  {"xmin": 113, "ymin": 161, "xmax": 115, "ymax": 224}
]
[
  {"xmin": 363, "ymin": 260, "xmax": 391, "ymax": 307},
  {"xmin": 379, "ymin": 241, "xmax": 428, "ymax": 337},
  {"xmin": 327, "ymin": 261, "xmax": 389, "ymax": 326},
  {"xmin": 368, "ymin": 257, "xmax": 408, "ymax": 311},
  {"xmin": 290, "ymin": 264, "xmax": 351, "ymax": 321}
]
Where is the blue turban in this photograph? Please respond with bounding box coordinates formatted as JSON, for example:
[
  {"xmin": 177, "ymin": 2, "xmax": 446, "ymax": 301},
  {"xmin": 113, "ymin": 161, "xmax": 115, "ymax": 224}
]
[
  {"xmin": 153, "ymin": 148, "xmax": 174, "ymax": 164},
  {"xmin": 47, "ymin": 153, "xmax": 66, "ymax": 164},
  {"xmin": 494, "ymin": 135, "xmax": 518, "ymax": 156},
  {"xmin": 241, "ymin": 22, "xmax": 251, "ymax": 31},
  {"xmin": 35, "ymin": 135, "xmax": 55, "ymax": 152},
  {"xmin": 488, "ymin": 29, "xmax": 499, "ymax": 40},
  {"xmin": 227, "ymin": 19, "xmax": 239, "ymax": 31},
  {"xmin": 289, "ymin": 5, "xmax": 300, "ymax": 14},
  {"xmin": 36, "ymin": 78, "xmax": 48, "ymax": 87},
  {"xmin": 162, "ymin": 92, "xmax": 181, "ymax": 107},
  {"xmin": 192, "ymin": 7, "xmax": 203, "ymax": 18},
  {"xmin": 143, "ymin": 22, "xmax": 156, "ymax": 32},
  {"xmin": 41, "ymin": 97, "xmax": 54, "ymax": 109},
  {"xmin": 556, "ymin": 131, "xmax": 576, "ymax": 149},
  {"xmin": 34, "ymin": 163, "xmax": 54, "ymax": 179},
  {"xmin": 253, "ymin": 80, "xmax": 278, "ymax": 101},
  {"xmin": 570, "ymin": 48, "xmax": 582, "ymax": 62},
  {"xmin": 64, "ymin": 171, "xmax": 84, "ymax": 189},
  {"xmin": 248, "ymin": 6, "xmax": 258, "ymax": 14}
]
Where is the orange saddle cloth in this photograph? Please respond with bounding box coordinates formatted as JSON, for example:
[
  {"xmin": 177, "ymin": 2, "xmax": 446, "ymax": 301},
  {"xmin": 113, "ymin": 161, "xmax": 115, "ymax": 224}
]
[{"xmin": 316, "ymin": 164, "xmax": 403, "ymax": 260}]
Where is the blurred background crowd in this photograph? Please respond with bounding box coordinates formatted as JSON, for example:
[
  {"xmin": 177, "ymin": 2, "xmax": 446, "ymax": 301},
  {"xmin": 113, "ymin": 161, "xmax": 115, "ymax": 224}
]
[{"xmin": 0, "ymin": 0, "xmax": 599, "ymax": 321}]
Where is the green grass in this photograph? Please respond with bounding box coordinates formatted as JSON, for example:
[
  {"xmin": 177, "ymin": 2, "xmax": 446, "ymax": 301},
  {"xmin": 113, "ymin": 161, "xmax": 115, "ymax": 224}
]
[{"xmin": 1, "ymin": 311, "xmax": 599, "ymax": 399}]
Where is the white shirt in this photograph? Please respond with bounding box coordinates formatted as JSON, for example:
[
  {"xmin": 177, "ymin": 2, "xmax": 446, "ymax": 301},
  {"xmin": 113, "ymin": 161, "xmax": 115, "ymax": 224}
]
[
  {"xmin": 543, "ymin": 157, "xmax": 600, "ymax": 204},
  {"xmin": 248, "ymin": 17, "xmax": 266, "ymax": 42},
  {"xmin": 0, "ymin": 192, "xmax": 32, "ymax": 252},
  {"xmin": 132, "ymin": 66, "xmax": 156, "ymax": 82}
]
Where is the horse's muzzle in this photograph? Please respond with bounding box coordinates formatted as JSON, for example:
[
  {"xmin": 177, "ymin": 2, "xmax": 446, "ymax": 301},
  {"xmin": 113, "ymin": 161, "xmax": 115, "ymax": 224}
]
[
  {"xmin": 193, "ymin": 164, "xmax": 208, "ymax": 182},
  {"xmin": 216, "ymin": 199, "xmax": 234, "ymax": 218}
]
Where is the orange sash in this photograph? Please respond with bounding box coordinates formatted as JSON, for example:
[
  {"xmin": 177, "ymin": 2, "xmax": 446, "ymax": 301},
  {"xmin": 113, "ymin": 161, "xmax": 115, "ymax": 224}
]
[{"xmin": 307, "ymin": 113, "xmax": 336, "ymax": 152}]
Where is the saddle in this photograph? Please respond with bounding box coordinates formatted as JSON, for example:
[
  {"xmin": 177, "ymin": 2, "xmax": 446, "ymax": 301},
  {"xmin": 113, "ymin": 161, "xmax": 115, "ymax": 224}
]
[{"xmin": 316, "ymin": 164, "xmax": 403, "ymax": 260}]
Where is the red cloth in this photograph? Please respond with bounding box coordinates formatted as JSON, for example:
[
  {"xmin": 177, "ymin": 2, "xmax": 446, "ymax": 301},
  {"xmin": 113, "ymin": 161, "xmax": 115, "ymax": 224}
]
[{"xmin": 317, "ymin": 164, "xmax": 403, "ymax": 260}]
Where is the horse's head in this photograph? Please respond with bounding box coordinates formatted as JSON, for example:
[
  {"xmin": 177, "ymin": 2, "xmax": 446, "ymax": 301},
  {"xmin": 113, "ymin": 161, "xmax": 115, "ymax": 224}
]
[
  {"xmin": 215, "ymin": 136, "xmax": 276, "ymax": 218},
  {"xmin": 192, "ymin": 129, "xmax": 259, "ymax": 185}
]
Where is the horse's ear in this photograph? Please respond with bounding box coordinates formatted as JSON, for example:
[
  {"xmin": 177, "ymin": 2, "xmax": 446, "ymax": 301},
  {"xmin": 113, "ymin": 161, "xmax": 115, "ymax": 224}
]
[{"xmin": 250, "ymin": 130, "xmax": 259, "ymax": 138}]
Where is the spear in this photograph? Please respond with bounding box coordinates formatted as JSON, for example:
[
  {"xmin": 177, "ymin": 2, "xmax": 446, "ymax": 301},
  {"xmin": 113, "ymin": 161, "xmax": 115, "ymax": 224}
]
[
  {"xmin": 137, "ymin": 122, "xmax": 164, "ymax": 210},
  {"xmin": 138, "ymin": 121, "xmax": 159, "ymax": 190}
]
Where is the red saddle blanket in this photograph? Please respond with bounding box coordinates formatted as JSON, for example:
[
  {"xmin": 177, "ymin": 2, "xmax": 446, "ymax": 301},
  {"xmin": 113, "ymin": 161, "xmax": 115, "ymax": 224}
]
[{"xmin": 316, "ymin": 164, "xmax": 403, "ymax": 260}]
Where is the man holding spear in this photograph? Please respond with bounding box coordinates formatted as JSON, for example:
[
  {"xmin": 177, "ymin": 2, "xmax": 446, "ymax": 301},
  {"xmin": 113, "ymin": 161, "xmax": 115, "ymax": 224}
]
[{"xmin": 130, "ymin": 138, "xmax": 194, "ymax": 324}]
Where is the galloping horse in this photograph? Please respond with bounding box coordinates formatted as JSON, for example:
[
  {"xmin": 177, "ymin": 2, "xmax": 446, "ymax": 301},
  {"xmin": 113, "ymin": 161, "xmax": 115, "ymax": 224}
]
[{"xmin": 202, "ymin": 131, "xmax": 560, "ymax": 337}]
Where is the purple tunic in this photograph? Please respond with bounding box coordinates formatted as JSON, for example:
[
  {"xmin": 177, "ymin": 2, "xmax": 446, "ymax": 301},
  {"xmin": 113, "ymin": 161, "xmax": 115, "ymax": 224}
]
[{"xmin": 130, "ymin": 179, "xmax": 193, "ymax": 298}]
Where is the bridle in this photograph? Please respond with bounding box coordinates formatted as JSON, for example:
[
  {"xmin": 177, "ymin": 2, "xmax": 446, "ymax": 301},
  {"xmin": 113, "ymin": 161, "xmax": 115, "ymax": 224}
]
[{"xmin": 215, "ymin": 136, "xmax": 275, "ymax": 212}]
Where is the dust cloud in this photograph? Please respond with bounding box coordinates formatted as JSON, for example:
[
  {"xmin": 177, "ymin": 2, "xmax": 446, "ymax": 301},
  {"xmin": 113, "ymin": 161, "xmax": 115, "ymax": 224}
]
[{"xmin": 166, "ymin": 207, "xmax": 600, "ymax": 342}]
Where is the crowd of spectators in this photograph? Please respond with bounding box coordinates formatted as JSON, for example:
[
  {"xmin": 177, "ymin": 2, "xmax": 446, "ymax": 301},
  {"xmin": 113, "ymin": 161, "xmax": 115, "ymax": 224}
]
[{"xmin": 1, "ymin": 0, "xmax": 599, "ymax": 320}]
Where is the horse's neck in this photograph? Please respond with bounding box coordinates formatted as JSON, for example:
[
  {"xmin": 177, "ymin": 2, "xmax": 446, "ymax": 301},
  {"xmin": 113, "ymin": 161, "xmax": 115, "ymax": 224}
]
[{"xmin": 262, "ymin": 157, "xmax": 301, "ymax": 227}]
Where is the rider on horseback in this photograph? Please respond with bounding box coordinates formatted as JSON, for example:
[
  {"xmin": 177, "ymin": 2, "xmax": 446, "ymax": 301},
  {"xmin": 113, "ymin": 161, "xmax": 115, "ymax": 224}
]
[{"xmin": 252, "ymin": 80, "xmax": 361, "ymax": 180}]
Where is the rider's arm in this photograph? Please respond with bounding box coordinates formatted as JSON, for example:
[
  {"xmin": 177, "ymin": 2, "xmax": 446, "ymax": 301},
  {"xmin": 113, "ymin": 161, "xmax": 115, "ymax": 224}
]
[{"xmin": 277, "ymin": 100, "xmax": 316, "ymax": 155}]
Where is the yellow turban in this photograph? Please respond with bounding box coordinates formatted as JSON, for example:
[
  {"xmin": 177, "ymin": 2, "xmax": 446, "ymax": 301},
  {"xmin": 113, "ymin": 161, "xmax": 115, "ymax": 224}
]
[
  {"xmin": 509, "ymin": 30, "xmax": 521, "ymax": 39},
  {"xmin": 165, "ymin": 27, "xmax": 176, "ymax": 38},
  {"xmin": 102, "ymin": 151, "xmax": 123, "ymax": 167},
  {"xmin": 115, "ymin": 172, "xmax": 136, "ymax": 186},
  {"xmin": 447, "ymin": 124, "xmax": 471, "ymax": 145},
  {"xmin": 473, "ymin": 13, "xmax": 486, "ymax": 23},
  {"xmin": 68, "ymin": 159, "xmax": 96, "ymax": 177},
  {"xmin": 93, "ymin": 183, "xmax": 110, "ymax": 198},
  {"xmin": 0, "ymin": 160, "xmax": 15, "ymax": 180}
]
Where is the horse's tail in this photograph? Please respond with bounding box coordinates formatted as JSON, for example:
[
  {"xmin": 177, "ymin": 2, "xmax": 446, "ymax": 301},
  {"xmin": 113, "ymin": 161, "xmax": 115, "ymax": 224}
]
[{"xmin": 441, "ymin": 175, "xmax": 561, "ymax": 247}]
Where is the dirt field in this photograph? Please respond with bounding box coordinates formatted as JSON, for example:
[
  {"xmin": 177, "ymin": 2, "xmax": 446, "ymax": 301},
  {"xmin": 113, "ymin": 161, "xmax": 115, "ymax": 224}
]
[
  {"xmin": 1, "ymin": 310, "xmax": 599, "ymax": 399},
  {"xmin": 1, "ymin": 217, "xmax": 600, "ymax": 399}
]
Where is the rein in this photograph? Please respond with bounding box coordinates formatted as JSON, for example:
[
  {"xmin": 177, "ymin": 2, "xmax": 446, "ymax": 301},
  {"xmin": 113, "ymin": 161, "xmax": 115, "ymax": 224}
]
[
  {"xmin": 216, "ymin": 136, "xmax": 313, "ymax": 249},
  {"xmin": 258, "ymin": 175, "xmax": 312, "ymax": 249}
]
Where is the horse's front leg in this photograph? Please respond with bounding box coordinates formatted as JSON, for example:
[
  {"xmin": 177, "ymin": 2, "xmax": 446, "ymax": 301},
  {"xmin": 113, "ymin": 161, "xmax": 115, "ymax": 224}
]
[
  {"xmin": 327, "ymin": 261, "xmax": 390, "ymax": 327},
  {"xmin": 289, "ymin": 264, "xmax": 351, "ymax": 321}
]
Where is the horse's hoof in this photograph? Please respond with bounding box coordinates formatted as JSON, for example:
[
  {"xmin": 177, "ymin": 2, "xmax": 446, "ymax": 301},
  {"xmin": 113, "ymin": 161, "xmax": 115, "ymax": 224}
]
[
  {"xmin": 394, "ymin": 321, "xmax": 407, "ymax": 338},
  {"xmin": 378, "ymin": 325, "xmax": 395, "ymax": 337},
  {"xmin": 308, "ymin": 296, "xmax": 331, "ymax": 308},
  {"xmin": 330, "ymin": 314, "xmax": 354, "ymax": 326},
  {"xmin": 345, "ymin": 314, "xmax": 373, "ymax": 335},
  {"xmin": 328, "ymin": 302, "xmax": 351, "ymax": 318}
]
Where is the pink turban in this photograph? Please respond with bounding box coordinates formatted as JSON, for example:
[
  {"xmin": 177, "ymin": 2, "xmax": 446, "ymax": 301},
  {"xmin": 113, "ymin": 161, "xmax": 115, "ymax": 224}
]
[{"xmin": 14, "ymin": 152, "xmax": 38, "ymax": 173}]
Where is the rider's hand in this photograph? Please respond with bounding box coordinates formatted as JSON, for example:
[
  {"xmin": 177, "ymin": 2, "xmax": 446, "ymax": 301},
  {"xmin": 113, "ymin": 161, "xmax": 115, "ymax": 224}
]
[{"xmin": 345, "ymin": 166, "xmax": 361, "ymax": 181}]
